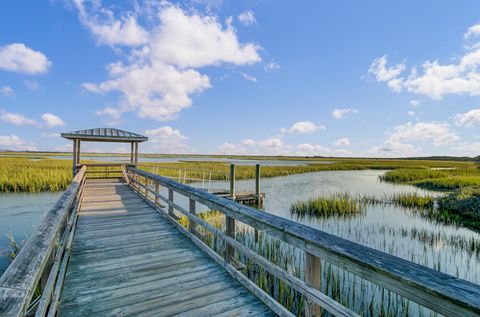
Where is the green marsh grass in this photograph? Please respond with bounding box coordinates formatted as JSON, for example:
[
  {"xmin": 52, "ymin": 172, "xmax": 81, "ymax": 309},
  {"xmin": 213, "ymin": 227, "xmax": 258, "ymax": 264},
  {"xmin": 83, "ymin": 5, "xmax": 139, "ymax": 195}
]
[
  {"xmin": 178, "ymin": 210, "xmax": 444, "ymax": 316},
  {"xmin": 290, "ymin": 193, "xmax": 365, "ymax": 218}
]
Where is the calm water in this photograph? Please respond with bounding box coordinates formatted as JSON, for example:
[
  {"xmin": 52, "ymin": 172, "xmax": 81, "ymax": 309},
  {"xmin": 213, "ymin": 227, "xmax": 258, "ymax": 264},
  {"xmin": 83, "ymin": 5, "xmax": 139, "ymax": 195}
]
[
  {"xmin": 1, "ymin": 170, "xmax": 479, "ymax": 286},
  {"xmin": 0, "ymin": 191, "xmax": 61, "ymax": 273}
]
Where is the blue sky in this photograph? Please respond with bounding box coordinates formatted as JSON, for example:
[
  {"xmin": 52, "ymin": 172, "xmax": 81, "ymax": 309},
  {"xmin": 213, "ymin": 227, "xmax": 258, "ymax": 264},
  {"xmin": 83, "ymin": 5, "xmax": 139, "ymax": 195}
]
[{"xmin": 1, "ymin": 0, "xmax": 480, "ymax": 156}]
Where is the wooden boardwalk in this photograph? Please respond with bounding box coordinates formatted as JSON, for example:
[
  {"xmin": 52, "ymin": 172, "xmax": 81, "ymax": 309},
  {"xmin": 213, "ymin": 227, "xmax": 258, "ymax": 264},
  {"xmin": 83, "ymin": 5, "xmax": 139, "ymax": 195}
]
[{"xmin": 58, "ymin": 179, "xmax": 274, "ymax": 317}]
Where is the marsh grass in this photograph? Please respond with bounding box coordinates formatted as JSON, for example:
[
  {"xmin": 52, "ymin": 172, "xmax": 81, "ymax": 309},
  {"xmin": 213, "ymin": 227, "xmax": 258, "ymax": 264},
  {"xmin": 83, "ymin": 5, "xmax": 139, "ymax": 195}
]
[
  {"xmin": 290, "ymin": 193, "xmax": 365, "ymax": 218},
  {"xmin": 0, "ymin": 154, "xmax": 474, "ymax": 193},
  {"xmin": 380, "ymin": 168, "xmax": 480, "ymax": 190},
  {"xmin": 178, "ymin": 210, "xmax": 442, "ymax": 316}
]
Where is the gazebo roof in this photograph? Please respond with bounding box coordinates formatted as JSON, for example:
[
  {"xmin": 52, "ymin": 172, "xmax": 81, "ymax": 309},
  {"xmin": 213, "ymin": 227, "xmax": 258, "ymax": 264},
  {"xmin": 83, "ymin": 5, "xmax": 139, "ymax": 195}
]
[{"xmin": 61, "ymin": 128, "xmax": 148, "ymax": 143}]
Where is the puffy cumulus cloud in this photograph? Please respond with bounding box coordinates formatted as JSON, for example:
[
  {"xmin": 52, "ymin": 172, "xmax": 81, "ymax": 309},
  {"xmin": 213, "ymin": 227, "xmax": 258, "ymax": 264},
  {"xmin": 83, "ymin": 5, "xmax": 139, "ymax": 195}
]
[
  {"xmin": 331, "ymin": 108, "xmax": 358, "ymax": 119},
  {"xmin": 87, "ymin": 62, "xmax": 210, "ymax": 121},
  {"xmin": 369, "ymin": 140, "xmax": 419, "ymax": 157},
  {"xmin": 149, "ymin": 6, "xmax": 261, "ymax": 68},
  {"xmin": 238, "ymin": 10, "xmax": 256, "ymax": 26},
  {"xmin": 0, "ymin": 85, "xmax": 14, "ymax": 96},
  {"xmin": 78, "ymin": 3, "xmax": 261, "ymax": 122},
  {"xmin": 389, "ymin": 122, "xmax": 458, "ymax": 146},
  {"xmin": 369, "ymin": 23, "xmax": 480, "ymax": 100},
  {"xmin": 454, "ymin": 108, "xmax": 480, "ymax": 128},
  {"xmin": 281, "ymin": 121, "xmax": 325, "ymax": 134},
  {"xmin": 0, "ymin": 135, "xmax": 37, "ymax": 151},
  {"xmin": 296, "ymin": 143, "xmax": 352, "ymax": 157},
  {"xmin": 334, "ymin": 138, "xmax": 351, "ymax": 147},
  {"xmin": 0, "ymin": 111, "xmax": 37, "ymax": 126},
  {"xmin": 145, "ymin": 126, "xmax": 190, "ymax": 153},
  {"xmin": 0, "ymin": 43, "xmax": 51, "ymax": 74},
  {"xmin": 407, "ymin": 110, "xmax": 415, "ymax": 117},
  {"xmin": 41, "ymin": 113, "xmax": 65, "ymax": 128},
  {"xmin": 73, "ymin": 0, "xmax": 148, "ymax": 46}
]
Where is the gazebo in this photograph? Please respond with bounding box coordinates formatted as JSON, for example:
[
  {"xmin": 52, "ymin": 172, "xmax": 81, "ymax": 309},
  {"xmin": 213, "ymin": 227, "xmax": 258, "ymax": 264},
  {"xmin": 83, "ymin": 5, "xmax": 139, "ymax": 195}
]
[{"xmin": 61, "ymin": 128, "xmax": 148, "ymax": 176}]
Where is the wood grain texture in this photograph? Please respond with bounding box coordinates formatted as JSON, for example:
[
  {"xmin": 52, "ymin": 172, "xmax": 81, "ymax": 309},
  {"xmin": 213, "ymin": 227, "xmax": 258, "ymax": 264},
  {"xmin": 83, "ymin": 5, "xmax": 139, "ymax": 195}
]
[{"xmin": 57, "ymin": 179, "xmax": 273, "ymax": 317}]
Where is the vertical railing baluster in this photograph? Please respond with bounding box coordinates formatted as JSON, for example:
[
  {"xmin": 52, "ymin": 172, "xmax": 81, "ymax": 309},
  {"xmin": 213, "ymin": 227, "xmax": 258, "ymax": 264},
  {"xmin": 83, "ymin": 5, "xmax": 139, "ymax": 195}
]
[
  {"xmin": 305, "ymin": 252, "xmax": 321, "ymax": 316},
  {"xmin": 168, "ymin": 189, "xmax": 174, "ymax": 216},
  {"xmin": 226, "ymin": 164, "xmax": 236, "ymax": 262},
  {"xmin": 189, "ymin": 198, "xmax": 196, "ymax": 235}
]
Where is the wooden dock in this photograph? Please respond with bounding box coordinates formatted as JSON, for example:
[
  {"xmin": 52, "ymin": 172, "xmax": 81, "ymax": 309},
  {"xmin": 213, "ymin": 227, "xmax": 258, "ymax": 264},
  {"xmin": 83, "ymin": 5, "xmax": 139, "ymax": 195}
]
[
  {"xmin": 1, "ymin": 164, "xmax": 480, "ymax": 317},
  {"xmin": 58, "ymin": 178, "xmax": 273, "ymax": 316}
]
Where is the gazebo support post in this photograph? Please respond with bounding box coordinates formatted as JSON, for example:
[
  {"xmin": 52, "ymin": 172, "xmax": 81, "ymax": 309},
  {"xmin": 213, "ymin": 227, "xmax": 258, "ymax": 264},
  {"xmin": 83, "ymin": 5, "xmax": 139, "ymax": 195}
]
[
  {"xmin": 72, "ymin": 140, "xmax": 78, "ymax": 177},
  {"xmin": 130, "ymin": 142, "xmax": 134, "ymax": 164},
  {"xmin": 77, "ymin": 140, "xmax": 81, "ymax": 167}
]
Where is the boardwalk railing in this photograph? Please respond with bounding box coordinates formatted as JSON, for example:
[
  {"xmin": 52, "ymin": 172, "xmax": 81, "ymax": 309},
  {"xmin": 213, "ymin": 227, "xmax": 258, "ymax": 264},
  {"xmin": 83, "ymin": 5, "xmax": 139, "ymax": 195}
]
[
  {"xmin": 127, "ymin": 167, "xmax": 480, "ymax": 317},
  {"xmin": 0, "ymin": 166, "xmax": 87, "ymax": 317}
]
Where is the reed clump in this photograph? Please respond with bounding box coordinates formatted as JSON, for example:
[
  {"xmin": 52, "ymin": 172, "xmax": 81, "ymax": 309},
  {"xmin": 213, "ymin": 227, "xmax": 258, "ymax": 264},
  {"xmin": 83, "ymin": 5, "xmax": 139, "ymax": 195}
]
[
  {"xmin": 290, "ymin": 193, "xmax": 365, "ymax": 217},
  {"xmin": 380, "ymin": 168, "xmax": 480, "ymax": 190}
]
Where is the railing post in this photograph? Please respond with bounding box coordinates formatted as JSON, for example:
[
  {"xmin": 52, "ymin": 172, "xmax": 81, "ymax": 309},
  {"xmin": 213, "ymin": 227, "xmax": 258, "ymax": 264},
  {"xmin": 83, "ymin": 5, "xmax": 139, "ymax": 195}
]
[
  {"xmin": 155, "ymin": 183, "xmax": 160, "ymax": 205},
  {"xmin": 254, "ymin": 164, "xmax": 261, "ymax": 242},
  {"xmin": 143, "ymin": 176, "xmax": 148, "ymax": 197},
  {"xmin": 189, "ymin": 198, "xmax": 196, "ymax": 234},
  {"xmin": 168, "ymin": 189, "xmax": 174, "ymax": 216},
  {"xmin": 255, "ymin": 164, "xmax": 260, "ymax": 204},
  {"xmin": 226, "ymin": 163, "xmax": 236, "ymax": 261},
  {"xmin": 229, "ymin": 164, "xmax": 236, "ymax": 200},
  {"xmin": 305, "ymin": 252, "xmax": 321, "ymax": 316}
]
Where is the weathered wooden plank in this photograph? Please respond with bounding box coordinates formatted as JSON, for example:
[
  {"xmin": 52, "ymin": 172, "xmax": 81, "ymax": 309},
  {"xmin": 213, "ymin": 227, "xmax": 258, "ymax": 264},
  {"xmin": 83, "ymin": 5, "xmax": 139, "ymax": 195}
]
[{"xmin": 0, "ymin": 287, "xmax": 26, "ymax": 317}]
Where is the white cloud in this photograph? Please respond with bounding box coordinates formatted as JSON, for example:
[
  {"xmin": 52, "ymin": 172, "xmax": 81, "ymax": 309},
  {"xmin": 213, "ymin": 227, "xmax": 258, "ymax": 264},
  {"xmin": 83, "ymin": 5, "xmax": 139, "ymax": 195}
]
[
  {"xmin": 409, "ymin": 99, "xmax": 420, "ymax": 107},
  {"xmin": 0, "ymin": 135, "xmax": 37, "ymax": 151},
  {"xmin": 454, "ymin": 108, "xmax": 480, "ymax": 127},
  {"xmin": 0, "ymin": 85, "xmax": 14, "ymax": 96},
  {"xmin": 238, "ymin": 10, "xmax": 256, "ymax": 26},
  {"xmin": 219, "ymin": 137, "xmax": 291, "ymax": 155},
  {"xmin": 81, "ymin": 4, "xmax": 261, "ymax": 122},
  {"xmin": 370, "ymin": 23, "xmax": 480, "ymax": 99},
  {"xmin": 42, "ymin": 132, "xmax": 60, "ymax": 138},
  {"xmin": 465, "ymin": 24, "xmax": 480, "ymax": 40},
  {"xmin": 0, "ymin": 111, "xmax": 37, "ymax": 126},
  {"xmin": 54, "ymin": 144, "xmax": 73, "ymax": 152},
  {"xmin": 217, "ymin": 142, "xmax": 246, "ymax": 155},
  {"xmin": 241, "ymin": 72, "xmax": 257, "ymax": 82},
  {"xmin": 368, "ymin": 55, "xmax": 405, "ymax": 92},
  {"xmin": 145, "ymin": 126, "xmax": 189, "ymax": 153},
  {"xmin": 334, "ymin": 138, "xmax": 351, "ymax": 147},
  {"xmin": 264, "ymin": 61, "xmax": 280, "ymax": 71},
  {"xmin": 389, "ymin": 122, "xmax": 458, "ymax": 146},
  {"xmin": 407, "ymin": 110, "xmax": 415, "ymax": 117},
  {"xmin": 451, "ymin": 141, "xmax": 480, "ymax": 156},
  {"xmin": 0, "ymin": 43, "xmax": 51, "ymax": 74},
  {"xmin": 296, "ymin": 143, "xmax": 352, "ymax": 157},
  {"xmin": 331, "ymin": 108, "xmax": 358, "ymax": 119},
  {"xmin": 73, "ymin": 0, "xmax": 148, "ymax": 46},
  {"xmin": 281, "ymin": 121, "xmax": 325, "ymax": 134},
  {"xmin": 41, "ymin": 113, "xmax": 65, "ymax": 128},
  {"xmin": 369, "ymin": 140, "xmax": 419, "ymax": 157}
]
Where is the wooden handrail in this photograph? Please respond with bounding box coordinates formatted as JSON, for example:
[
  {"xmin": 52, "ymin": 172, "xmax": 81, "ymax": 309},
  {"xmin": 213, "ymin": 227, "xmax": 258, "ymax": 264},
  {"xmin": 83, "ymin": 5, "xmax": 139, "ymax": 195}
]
[
  {"xmin": 128, "ymin": 167, "xmax": 480, "ymax": 317},
  {"xmin": 0, "ymin": 166, "xmax": 87, "ymax": 317}
]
